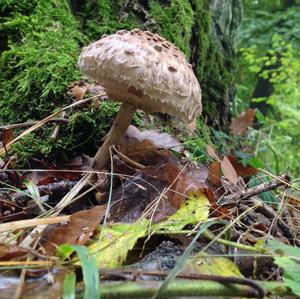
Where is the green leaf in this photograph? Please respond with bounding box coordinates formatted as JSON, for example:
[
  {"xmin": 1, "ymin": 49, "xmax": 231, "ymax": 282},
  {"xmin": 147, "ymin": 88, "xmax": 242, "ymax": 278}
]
[
  {"xmin": 62, "ymin": 245, "xmax": 100, "ymax": 299},
  {"xmin": 63, "ymin": 272, "xmax": 76, "ymax": 299},
  {"xmin": 274, "ymin": 256, "xmax": 300, "ymax": 296},
  {"xmin": 267, "ymin": 239, "xmax": 300, "ymax": 296},
  {"xmin": 23, "ymin": 179, "xmax": 45, "ymax": 212},
  {"xmin": 89, "ymin": 220, "xmax": 149, "ymax": 268},
  {"xmin": 153, "ymin": 191, "xmax": 210, "ymax": 232}
]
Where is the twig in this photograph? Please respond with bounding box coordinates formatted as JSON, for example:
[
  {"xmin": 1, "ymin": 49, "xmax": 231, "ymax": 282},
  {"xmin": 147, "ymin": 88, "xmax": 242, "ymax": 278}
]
[
  {"xmin": 51, "ymin": 112, "xmax": 67, "ymax": 139},
  {"xmin": 0, "ymin": 215, "xmax": 71, "ymax": 233},
  {"xmin": 0, "ymin": 118, "xmax": 68, "ymax": 131},
  {"xmin": 218, "ymin": 173, "xmax": 290, "ymax": 204}
]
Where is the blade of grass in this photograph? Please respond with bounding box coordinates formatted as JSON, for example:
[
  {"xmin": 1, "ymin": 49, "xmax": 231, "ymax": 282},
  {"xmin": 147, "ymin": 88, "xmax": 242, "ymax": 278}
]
[
  {"xmin": 64, "ymin": 245, "xmax": 100, "ymax": 299},
  {"xmin": 63, "ymin": 271, "xmax": 76, "ymax": 299},
  {"xmin": 24, "ymin": 179, "xmax": 45, "ymax": 213}
]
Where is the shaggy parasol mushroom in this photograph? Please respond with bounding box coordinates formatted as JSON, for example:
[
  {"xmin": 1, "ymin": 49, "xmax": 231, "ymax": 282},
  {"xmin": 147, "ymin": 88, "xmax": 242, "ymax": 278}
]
[{"xmin": 79, "ymin": 29, "xmax": 202, "ymax": 170}]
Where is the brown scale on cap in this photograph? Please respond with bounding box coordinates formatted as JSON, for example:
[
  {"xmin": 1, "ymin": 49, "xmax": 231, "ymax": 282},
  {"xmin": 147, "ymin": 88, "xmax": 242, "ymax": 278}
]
[{"xmin": 79, "ymin": 29, "xmax": 202, "ymax": 169}]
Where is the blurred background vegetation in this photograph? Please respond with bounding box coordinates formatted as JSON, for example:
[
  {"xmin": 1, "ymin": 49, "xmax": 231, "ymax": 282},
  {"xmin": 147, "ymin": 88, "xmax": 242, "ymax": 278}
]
[{"xmin": 235, "ymin": 0, "xmax": 300, "ymax": 176}]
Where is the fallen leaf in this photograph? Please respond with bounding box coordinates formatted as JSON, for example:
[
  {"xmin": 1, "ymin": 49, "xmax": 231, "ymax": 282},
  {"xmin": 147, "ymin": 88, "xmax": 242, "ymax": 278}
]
[
  {"xmin": 108, "ymin": 161, "xmax": 211, "ymax": 223},
  {"xmin": 208, "ymin": 161, "xmax": 221, "ymax": 186},
  {"xmin": 126, "ymin": 125, "xmax": 183, "ymax": 153},
  {"xmin": 70, "ymin": 85, "xmax": 87, "ymax": 102},
  {"xmin": 0, "ymin": 244, "xmax": 29, "ymax": 260},
  {"xmin": 43, "ymin": 205, "xmax": 106, "ymax": 254},
  {"xmin": 89, "ymin": 220, "xmax": 149, "ymax": 268},
  {"xmin": 153, "ymin": 191, "xmax": 210, "ymax": 232},
  {"xmin": 221, "ymin": 156, "xmax": 239, "ymax": 184},
  {"xmin": 182, "ymin": 253, "xmax": 243, "ymax": 277},
  {"xmin": 206, "ymin": 145, "xmax": 221, "ymax": 162},
  {"xmin": 230, "ymin": 108, "xmax": 256, "ymax": 136},
  {"xmin": 0, "ymin": 128, "xmax": 14, "ymax": 146},
  {"xmin": 210, "ymin": 203, "xmax": 230, "ymax": 219},
  {"xmin": 227, "ymin": 155, "xmax": 258, "ymax": 177}
]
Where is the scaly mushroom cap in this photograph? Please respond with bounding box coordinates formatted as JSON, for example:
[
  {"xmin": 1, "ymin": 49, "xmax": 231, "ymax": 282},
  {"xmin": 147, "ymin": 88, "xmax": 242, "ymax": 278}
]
[{"xmin": 79, "ymin": 29, "xmax": 202, "ymax": 122}]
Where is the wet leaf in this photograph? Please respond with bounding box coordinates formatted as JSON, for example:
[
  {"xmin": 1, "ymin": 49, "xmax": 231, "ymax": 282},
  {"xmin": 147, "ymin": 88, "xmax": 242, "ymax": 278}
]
[
  {"xmin": 118, "ymin": 135, "xmax": 173, "ymax": 167},
  {"xmin": 44, "ymin": 206, "xmax": 106, "ymax": 254},
  {"xmin": 0, "ymin": 128, "xmax": 14, "ymax": 146},
  {"xmin": 227, "ymin": 155, "xmax": 258, "ymax": 177},
  {"xmin": 208, "ymin": 161, "xmax": 221, "ymax": 186},
  {"xmin": 230, "ymin": 108, "xmax": 256, "ymax": 136}
]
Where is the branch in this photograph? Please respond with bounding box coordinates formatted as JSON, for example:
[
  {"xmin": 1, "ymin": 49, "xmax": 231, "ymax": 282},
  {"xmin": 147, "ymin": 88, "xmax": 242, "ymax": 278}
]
[
  {"xmin": 218, "ymin": 173, "xmax": 290, "ymax": 204},
  {"xmin": 75, "ymin": 279, "xmax": 292, "ymax": 299}
]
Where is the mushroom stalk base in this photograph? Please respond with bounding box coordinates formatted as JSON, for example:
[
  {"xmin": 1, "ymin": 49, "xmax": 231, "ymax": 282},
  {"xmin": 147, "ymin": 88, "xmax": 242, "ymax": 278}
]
[{"xmin": 93, "ymin": 102, "xmax": 136, "ymax": 170}]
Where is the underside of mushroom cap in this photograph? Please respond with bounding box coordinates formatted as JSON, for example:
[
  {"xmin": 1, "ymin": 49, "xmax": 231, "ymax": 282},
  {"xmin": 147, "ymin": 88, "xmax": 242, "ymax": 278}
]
[{"xmin": 79, "ymin": 29, "xmax": 202, "ymax": 122}]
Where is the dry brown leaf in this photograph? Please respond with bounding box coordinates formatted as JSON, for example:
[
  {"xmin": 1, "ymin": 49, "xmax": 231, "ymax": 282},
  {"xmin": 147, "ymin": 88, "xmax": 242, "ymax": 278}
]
[
  {"xmin": 126, "ymin": 125, "xmax": 183, "ymax": 153},
  {"xmin": 70, "ymin": 85, "xmax": 87, "ymax": 102},
  {"xmin": 227, "ymin": 155, "xmax": 258, "ymax": 178},
  {"xmin": 42, "ymin": 205, "xmax": 106, "ymax": 254},
  {"xmin": 221, "ymin": 156, "xmax": 239, "ymax": 184},
  {"xmin": 230, "ymin": 108, "xmax": 256, "ymax": 136},
  {"xmin": 187, "ymin": 120, "xmax": 197, "ymax": 135},
  {"xmin": 208, "ymin": 161, "xmax": 221, "ymax": 186},
  {"xmin": 0, "ymin": 128, "xmax": 14, "ymax": 146},
  {"xmin": 0, "ymin": 244, "xmax": 29, "ymax": 260},
  {"xmin": 206, "ymin": 145, "xmax": 221, "ymax": 162}
]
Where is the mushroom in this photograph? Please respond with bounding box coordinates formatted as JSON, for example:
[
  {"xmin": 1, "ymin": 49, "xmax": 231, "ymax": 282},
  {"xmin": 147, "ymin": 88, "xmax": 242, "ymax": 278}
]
[{"xmin": 79, "ymin": 29, "xmax": 202, "ymax": 170}]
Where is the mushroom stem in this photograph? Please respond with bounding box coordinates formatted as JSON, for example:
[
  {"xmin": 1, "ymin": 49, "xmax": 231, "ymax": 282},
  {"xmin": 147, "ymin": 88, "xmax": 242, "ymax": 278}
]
[{"xmin": 93, "ymin": 102, "xmax": 136, "ymax": 170}]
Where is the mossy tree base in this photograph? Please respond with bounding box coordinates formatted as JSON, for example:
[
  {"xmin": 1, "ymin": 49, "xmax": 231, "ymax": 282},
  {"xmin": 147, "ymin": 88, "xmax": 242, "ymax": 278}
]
[{"xmin": 0, "ymin": 0, "xmax": 242, "ymax": 164}]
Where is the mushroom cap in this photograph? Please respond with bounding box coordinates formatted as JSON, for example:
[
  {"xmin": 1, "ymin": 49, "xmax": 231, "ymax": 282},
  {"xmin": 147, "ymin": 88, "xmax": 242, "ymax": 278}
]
[{"xmin": 79, "ymin": 29, "xmax": 202, "ymax": 122}]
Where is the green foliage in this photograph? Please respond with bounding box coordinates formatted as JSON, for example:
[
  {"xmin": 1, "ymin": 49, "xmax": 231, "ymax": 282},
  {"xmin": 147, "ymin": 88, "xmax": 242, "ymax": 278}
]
[
  {"xmin": 267, "ymin": 239, "xmax": 300, "ymax": 296},
  {"xmin": 238, "ymin": 36, "xmax": 300, "ymax": 175},
  {"xmin": 60, "ymin": 245, "xmax": 100, "ymax": 299},
  {"xmin": 236, "ymin": 3, "xmax": 300, "ymax": 176},
  {"xmin": 0, "ymin": 0, "xmax": 84, "ymax": 123}
]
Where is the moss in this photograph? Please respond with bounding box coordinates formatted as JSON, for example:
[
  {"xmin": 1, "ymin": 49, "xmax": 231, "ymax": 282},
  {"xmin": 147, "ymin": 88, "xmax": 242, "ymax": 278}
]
[
  {"xmin": 0, "ymin": 0, "xmax": 239, "ymax": 165},
  {"xmin": 148, "ymin": 0, "xmax": 194, "ymax": 57},
  {"xmin": 79, "ymin": 0, "xmax": 140, "ymax": 41},
  {"xmin": 0, "ymin": 0, "xmax": 84, "ymax": 124},
  {"xmin": 191, "ymin": 0, "xmax": 235, "ymax": 124}
]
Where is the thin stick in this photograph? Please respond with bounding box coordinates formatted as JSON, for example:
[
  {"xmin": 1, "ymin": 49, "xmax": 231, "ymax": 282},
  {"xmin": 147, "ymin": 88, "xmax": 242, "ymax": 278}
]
[
  {"xmin": 0, "ymin": 118, "xmax": 68, "ymax": 131},
  {"xmin": 0, "ymin": 215, "xmax": 70, "ymax": 233},
  {"xmin": 218, "ymin": 173, "xmax": 290, "ymax": 204}
]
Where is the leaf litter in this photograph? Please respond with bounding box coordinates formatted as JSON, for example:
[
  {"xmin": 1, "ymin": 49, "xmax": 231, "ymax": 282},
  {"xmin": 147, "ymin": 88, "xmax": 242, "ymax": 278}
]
[{"xmin": 0, "ymin": 126, "xmax": 299, "ymax": 298}]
